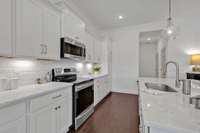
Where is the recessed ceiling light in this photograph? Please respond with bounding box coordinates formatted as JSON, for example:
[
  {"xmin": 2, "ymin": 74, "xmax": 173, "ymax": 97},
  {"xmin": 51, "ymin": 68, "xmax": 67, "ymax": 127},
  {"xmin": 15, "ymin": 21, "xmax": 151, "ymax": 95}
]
[
  {"xmin": 147, "ymin": 37, "xmax": 151, "ymax": 41},
  {"xmin": 118, "ymin": 15, "xmax": 124, "ymax": 20}
]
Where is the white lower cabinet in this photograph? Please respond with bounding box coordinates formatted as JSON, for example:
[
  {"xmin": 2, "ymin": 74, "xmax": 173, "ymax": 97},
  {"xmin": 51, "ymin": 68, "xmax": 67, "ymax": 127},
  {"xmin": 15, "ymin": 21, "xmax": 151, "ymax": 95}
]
[
  {"xmin": 0, "ymin": 103, "xmax": 26, "ymax": 133},
  {"xmin": 56, "ymin": 95, "xmax": 72, "ymax": 133},
  {"xmin": 30, "ymin": 89, "xmax": 72, "ymax": 133},
  {"xmin": 94, "ymin": 76, "xmax": 111, "ymax": 106},
  {"xmin": 0, "ymin": 117, "xmax": 26, "ymax": 133},
  {"xmin": 30, "ymin": 104, "xmax": 57, "ymax": 133},
  {"xmin": 144, "ymin": 126, "xmax": 178, "ymax": 133}
]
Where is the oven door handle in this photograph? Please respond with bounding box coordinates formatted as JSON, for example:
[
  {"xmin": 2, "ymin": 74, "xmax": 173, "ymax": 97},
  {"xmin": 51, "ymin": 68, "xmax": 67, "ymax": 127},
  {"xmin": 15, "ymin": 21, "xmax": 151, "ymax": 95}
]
[{"xmin": 75, "ymin": 81, "xmax": 94, "ymax": 92}]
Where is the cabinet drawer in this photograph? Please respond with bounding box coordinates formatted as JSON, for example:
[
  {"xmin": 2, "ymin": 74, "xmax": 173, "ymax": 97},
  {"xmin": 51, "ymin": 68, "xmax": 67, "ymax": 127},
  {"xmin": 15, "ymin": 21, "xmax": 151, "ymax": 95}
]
[
  {"xmin": 0, "ymin": 103, "xmax": 26, "ymax": 126},
  {"xmin": 30, "ymin": 89, "xmax": 70, "ymax": 112}
]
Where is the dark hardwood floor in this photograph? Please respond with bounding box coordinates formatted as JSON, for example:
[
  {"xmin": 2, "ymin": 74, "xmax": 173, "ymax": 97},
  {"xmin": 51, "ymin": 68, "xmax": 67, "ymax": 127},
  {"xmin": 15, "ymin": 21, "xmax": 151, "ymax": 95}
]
[{"xmin": 69, "ymin": 93, "xmax": 139, "ymax": 133}]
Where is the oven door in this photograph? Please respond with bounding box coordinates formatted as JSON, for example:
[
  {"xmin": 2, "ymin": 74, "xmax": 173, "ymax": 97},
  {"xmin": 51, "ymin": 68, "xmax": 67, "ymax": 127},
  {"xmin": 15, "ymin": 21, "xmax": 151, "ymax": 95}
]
[{"xmin": 74, "ymin": 81, "xmax": 94, "ymax": 117}]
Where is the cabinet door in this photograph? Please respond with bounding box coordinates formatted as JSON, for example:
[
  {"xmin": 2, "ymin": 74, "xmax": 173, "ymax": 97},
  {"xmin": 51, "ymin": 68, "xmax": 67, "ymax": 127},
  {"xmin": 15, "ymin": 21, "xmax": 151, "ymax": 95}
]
[
  {"xmin": 94, "ymin": 79, "xmax": 101, "ymax": 106},
  {"xmin": 56, "ymin": 97, "xmax": 72, "ymax": 133},
  {"xmin": 61, "ymin": 10, "xmax": 85, "ymax": 41},
  {"xmin": 73, "ymin": 16, "xmax": 85, "ymax": 42},
  {"xmin": 30, "ymin": 104, "xmax": 57, "ymax": 133},
  {"xmin": 61, "ymin": 11, "xmax": 76, "ymax": 38},
  {"xmin": 93, "ymin": 39, "xmax": 102, "ymax": 63},
  {"xmin": 41, "ymin": 7, "xmax": 60, "ymax": 60},
  {"xmin": 85, "ymin": 33, "xmax": 94, "ymax": 62},
  {"xmin": 0, "ymin": 0, "xmax": 13, "ymax": 56},
  {"xmin": 0, "ymin": 117, "xmax": 26, "ymax": 133},
  {"xmin": 16, "ymin": 0, "xmax": 43, "ymax": 57},
  {"xmin": 145, "ymin": 126, "xmax": 178, "ymax": 133}
]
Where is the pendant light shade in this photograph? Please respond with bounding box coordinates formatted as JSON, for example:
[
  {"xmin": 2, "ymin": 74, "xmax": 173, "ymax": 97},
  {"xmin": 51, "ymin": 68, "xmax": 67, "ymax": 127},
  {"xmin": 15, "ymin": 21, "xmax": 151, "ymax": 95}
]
[{"xmin": 163, "ymin": 0, "xmax": 178, "ymax": 40}]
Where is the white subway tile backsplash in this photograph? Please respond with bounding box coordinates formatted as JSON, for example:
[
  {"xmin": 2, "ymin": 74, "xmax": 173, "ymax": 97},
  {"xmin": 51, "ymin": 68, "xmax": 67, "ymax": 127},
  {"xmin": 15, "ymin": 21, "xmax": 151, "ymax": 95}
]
[{"xmin": 0, "ymin": 58, "xmax": 91, "ymax": 87}]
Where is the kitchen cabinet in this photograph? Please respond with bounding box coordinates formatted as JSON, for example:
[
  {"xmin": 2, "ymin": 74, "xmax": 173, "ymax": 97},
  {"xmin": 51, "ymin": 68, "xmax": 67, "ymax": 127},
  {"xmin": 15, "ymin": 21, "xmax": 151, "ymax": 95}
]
[
  {"xmin": 0, "ymin": 103, "xmax": 26, "ymax": 133},
  {"xmin": 85, "ymin": 33, "xmax": 94, "ymax": 62},
  {"xmin": 30, "ymin": 89, "xmax": 72, "ymax": 133},
  {"xmin": 93, "ymin": 39, "xmax": 102, "ymax": 63},
  {"xmin": 39, "ymin": 6, "xmax": 60, "ymax": 60},
  {"xmin": 30, "ymin": 104, "xmax": 57, "ymax": 133},
  {"xmin": 0, "ymin": 117, "xmax": 26, "ymax": 133},
  {"xmin": 0, "ymin": 0, "xmax": 13, "ymax": 57},
  {"xmin": 143, "ymin": 126, "xmax": 178, "ymax": 133},
  {"xmin": 16, "ymin": 0, "xmax": 60, "ymax": 60},
  {"xmin": 61, "ymin": 10, "xmax": 85, "ymax": 42},
  {"xmin": 94, "ymin": 76, "xmax": 111, "ymax": 106},
  {"xmin": 85, "ymin": 33, "xmax": 103, "ymax": 63},
  {"xmin": 16, "ymin": 0, "xmax": 43, "ymax": 57},
  {"xmin": 56, "ymin": 98, "xmax": 72, "ymax": 133}
]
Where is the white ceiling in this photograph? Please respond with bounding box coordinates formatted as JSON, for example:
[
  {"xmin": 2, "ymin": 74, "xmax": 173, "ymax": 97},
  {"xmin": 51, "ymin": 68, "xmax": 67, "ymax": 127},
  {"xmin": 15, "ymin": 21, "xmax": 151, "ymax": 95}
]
[{"xmin": 67, "ymin": 0, "xmax": 200, "ymax": 30}]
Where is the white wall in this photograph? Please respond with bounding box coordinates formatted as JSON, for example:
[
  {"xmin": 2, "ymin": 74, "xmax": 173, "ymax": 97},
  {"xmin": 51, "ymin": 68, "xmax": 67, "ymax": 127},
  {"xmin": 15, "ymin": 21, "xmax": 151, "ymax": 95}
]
[
  {"xmin": 104, "ymin": 12, "xmax": 200, "ymax": 94},
  {"xmin": 139, "ymin": 42, "xmax": 158, "ymax": 77}
]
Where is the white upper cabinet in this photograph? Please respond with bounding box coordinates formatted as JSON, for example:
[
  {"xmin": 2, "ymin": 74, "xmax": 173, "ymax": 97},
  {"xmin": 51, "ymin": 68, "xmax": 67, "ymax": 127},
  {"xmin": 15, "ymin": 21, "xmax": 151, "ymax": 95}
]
[
  {"xmin": 16, "ymin": 0, "xmax": 61, "ymax": 60},
  {"xmin": 61, "ymin": 10, "xmax": 85, "ymax": 42},
  {"xmin": 16, "ymin": 0, "xmax": 43, "ymax": 57},
  {"xmin": 0, "ymin": 0, "xmax": 14, "ymax": 57},
  {"xmin": 85, "ymin": 33, "xmax": 94, "ymax": 62},
  {"xmin": 93, "ymin": 38, "xmax": 102, "ymax": 63},
  {"xmin": 39, "ymin": 6, "xmax": 61, "ymax": 60}
]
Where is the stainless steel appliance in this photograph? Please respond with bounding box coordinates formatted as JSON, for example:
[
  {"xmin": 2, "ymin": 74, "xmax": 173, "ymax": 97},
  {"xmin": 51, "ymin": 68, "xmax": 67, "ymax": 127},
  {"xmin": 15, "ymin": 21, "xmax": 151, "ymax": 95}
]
[
  {"xmin": 61, "ymin": 37, "xmax": 86, "ymax": 60},
  {"xmin": 73, "ymin": 80, "xmax": 94, "ymax": 130},
  {"xmin": 52, "ymin": 67, "xmax": 94, "ymax": 130}
]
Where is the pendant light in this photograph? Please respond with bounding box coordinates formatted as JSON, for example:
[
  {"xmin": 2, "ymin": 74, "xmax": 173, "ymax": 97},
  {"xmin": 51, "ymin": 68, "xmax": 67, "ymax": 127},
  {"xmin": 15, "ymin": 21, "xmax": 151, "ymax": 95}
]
[{"xmin": 163, "ymin": 0, "xmax": 177, "ymax": 40}]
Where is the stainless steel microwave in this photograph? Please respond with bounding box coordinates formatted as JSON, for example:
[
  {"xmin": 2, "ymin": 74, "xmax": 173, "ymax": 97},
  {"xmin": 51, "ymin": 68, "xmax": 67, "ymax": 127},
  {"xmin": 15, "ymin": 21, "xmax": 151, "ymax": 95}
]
[{"xmin": 61, "ymin": 37, "xmax": 86, "ymax": 60}]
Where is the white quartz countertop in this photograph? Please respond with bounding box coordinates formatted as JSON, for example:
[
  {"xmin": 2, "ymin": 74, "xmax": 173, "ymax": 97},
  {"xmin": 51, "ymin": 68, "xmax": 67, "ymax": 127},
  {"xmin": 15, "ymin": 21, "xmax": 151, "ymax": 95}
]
[
  {"xmin": 78, "ymin": 73, "xmax": 109, "ymax": 79},
  {"xmin": 139, "ymin": 78, "xmax": 200, "ymax": 133},
  {"xmin": 0, "ymin": 82, "xmax": 73, "ymax": 109}
]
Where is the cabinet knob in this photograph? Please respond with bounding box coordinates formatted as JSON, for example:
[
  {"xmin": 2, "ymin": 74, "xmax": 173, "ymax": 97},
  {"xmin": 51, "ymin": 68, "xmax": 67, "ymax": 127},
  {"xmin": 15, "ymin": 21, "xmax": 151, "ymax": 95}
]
[
  {"xmin": 55, "ymin": 107, "xmax": 58, "ymax": 110},
  {"xmin": 58, "ymin": 106, "xmax": 61, "ymax": 109}
]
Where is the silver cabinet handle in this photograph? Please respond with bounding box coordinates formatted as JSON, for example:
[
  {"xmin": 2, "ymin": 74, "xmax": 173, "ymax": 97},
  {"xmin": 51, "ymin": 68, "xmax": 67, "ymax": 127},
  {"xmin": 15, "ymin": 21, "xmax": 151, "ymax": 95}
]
[
  {"xmin": 40, "ymin": 44, "xmax": 45, "ymax": 54},
  {"xmin": 45, "ymin": 45, "xmax": 48, "ymax": 54},
  {"xmin": 43, "ymin": 45, "xmax": 47, "ymax": 55},
  {"xmin": 52, "ymin": 94, "xmax": 62, "ymax": 99},
  {"xmin": 147, "ymin": 126, "xmax": 150, "ymax": 133}
]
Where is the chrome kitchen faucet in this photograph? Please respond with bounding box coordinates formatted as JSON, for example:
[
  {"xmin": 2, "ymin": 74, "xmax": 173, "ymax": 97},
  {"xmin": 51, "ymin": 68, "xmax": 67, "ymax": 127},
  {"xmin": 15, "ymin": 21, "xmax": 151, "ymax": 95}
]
[{"xmin": 163, "ymin": 61, "xmax": 181, "ymax": 88}]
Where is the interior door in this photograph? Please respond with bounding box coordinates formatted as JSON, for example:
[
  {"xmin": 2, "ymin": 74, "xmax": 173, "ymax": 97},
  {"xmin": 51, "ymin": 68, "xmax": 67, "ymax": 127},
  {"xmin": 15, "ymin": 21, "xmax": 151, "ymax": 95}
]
[{"xmin": 0, "ymin": 0, "xmax": 13, "ymax": 56}]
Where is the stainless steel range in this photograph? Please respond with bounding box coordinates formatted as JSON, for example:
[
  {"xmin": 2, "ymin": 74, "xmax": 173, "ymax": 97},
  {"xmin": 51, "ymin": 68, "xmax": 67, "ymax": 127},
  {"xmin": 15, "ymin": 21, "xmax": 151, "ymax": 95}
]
[{"xmin": 52, "ymin": 67, "xmax": 94, "ymax": 130}]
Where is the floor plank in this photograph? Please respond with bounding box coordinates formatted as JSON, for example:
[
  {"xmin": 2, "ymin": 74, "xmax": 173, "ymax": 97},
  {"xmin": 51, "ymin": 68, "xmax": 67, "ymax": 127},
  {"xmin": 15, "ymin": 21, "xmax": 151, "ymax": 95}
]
[{"xmin": 69, "ymin": 93, "xmax": 139, "ymax": 133}]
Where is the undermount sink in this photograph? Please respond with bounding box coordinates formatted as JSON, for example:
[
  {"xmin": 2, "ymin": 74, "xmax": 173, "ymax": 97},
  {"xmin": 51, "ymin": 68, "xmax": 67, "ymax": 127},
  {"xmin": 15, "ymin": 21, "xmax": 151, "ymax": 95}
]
[{"xmin": 145, "ymin": 83, "xmax": 177, "ymax": 93}]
